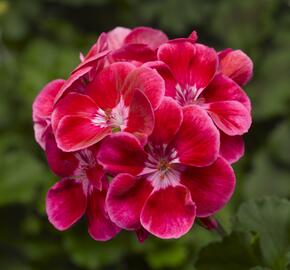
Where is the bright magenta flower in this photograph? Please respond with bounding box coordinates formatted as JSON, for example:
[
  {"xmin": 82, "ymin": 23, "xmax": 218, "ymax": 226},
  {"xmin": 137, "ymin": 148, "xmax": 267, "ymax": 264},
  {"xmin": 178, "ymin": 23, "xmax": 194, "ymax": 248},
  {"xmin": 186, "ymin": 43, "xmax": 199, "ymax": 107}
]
[{"xmin": 98, "ymin": 98, "xmax": 235, "ymax": 238}]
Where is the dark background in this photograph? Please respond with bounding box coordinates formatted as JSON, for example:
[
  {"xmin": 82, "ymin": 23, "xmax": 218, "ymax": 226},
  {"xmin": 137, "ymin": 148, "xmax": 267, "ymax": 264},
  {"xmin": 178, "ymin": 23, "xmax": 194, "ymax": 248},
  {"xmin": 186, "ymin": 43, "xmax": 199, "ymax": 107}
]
[{"xmin": 0, "ymin": 0, "xmax": 290, "ymax": 269}]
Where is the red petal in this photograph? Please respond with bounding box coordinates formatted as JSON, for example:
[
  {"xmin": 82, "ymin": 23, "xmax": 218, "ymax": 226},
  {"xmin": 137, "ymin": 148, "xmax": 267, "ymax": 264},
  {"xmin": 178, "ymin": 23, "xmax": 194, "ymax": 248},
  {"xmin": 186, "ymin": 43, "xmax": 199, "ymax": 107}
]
[
  {"xmin": 125, "ymin": 89, "xmax": 154, "ymax": 138},
  {"xmin": 33, "ymin": 79, "xmax": 65, "ymax": 121},
  {"xmin": 141, "ymin": 185, "xmax": 196, "ymax": 239},
  {"xmin": 207, "ymin": 101, "xmax": 252, "ymax": 136},
  {"xmin": 188, "ymin": 30, "xmax": 198, "ymax": 42},
  {"xmin": 107, "ymin": 27, "xmax": 131, "ymax": 50},
  {"xmin": 219, "ymin": 49, "xmax": 253, "ymax": 86},
  {"xmin": 45, "ymin": 131, "xmax": 79, "ymax": 177},
  {"xmin": 46, "ymin": 179, "xmax": 87, "ymax": 230},
  {"xmin": 181, "ymin": 157, "xmax": 235, "ymax": 217},
  {"xmin": 97, "ymin": 132, "xmax": 147, "ymax": 175},
  {"xmin": 122, "ymin": 66, "xmax": 165, "ymax": 110},
  {"xmin": 203, "ymin": 74, "xmax": 251, "ymax": 112},
  {"xmin": 86, "ymin": 186, "xmax": 121, "ymax": 241},
  {"xmin": 85, "ymin": 164, "xmax": 104, "ymax": 190},
  {"xmin": 150, "ymin": 97, "xmax": 182, "ymax": 145},
  {"xmin": 124, "ymin": 26, "xmax": 168, "ymax": 50},
  {"xmin": 220, "ymin": 132, "xmax": 245, "ymax": 164},
  {"xmin": 106, "ymin": 174, "xmax": 153, "ymax": 230},
  {"xmin": 172, "ymin": 105, "xmax": 219, "ymax": 167},
  {"xmin": 56, "ymin": 116, "xmax": 111, "ymax": 152},
  {"xmin": 51, "ymin": 92, "xmax": 98, "ymax": 132},
  {"xmin": 33, "ymin": 120, "xmax": 49, "ymax": 149},
  {"xmin": 86, "ymin": 62, "xmax": 135, "ymax": 110},
  {"xmin": 158, "ymin": 41, "xmax": 218, "ymax": 90}
]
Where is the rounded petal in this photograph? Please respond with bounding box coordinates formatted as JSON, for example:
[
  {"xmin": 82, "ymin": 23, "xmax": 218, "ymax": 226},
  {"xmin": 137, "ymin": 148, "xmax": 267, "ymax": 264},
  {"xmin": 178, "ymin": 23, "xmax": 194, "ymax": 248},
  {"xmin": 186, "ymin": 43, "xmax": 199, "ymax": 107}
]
[
  {"xmin": 33, "ymin": 120, "xmax": 49, "ymax": 149},
  {"xmin": 207, "ymin": 101, "xmax": 252, "ymax": 136},
  {"xmin": 107, "ymin": 27, "xmax": 131, "ymax": 50},
  {"xmin": 56, "ymin": 116, "xmax": 111, "ymax": 152},
  {"xmin": 85, "ymin": 62, "xmax": 135, "ymax": 110},
  {"xmin": 203, "ymin": 74, "xmax": 251, "ymax": 112},
  {"xmin": 150, "ymin": 97, "xmax": 183, "ymax": 145},
  {"xmin": 86, "ymin": 186, "xmax": 121, "ymax": 241},
  {"xmin": 106, "ymin": 174, "xmax": 153, "ymax": 230},
  {"xmin": 158, "ymin": 41, "xmax": 218, "ymax": 90},
  {"xmin": 181, "ymin": 157, "xmax": 235, "ymax": 217},
  {"xmin": 220, "ymin": 132, "xmax": 245, "ymax": 164},
  {"xmin": 33, "ymin": 79, "xmax": 65, "ymax": 121},
  {"xmin": 45, "ymin": 131, "xmax": 79, "ymax": 177},
  {"xmin": 46, "ymin": 179, "xmax": 87, "ymax": 230},
  {"xmin": 140, "ymin": 185, "xmax": 196, "ymax": 239},
  {"xmin": 219, "ymin": 49, "xmax": 253, "ymax": 86},
  {"xmin": 97, "ymin": 132, "xmax": 147, "ymax": 175},
  {"xmin": 172, "ymin": 105, "xmax": 220, "ymax": 167},
  {"xmin": 125, "ymin": 89, "xmax": 155, "ymax": 138},
  {"xmin": 124, "ymin": 26, "xmax": 168, "ymax": 50},
  {"xmin": 52, "ymin": 92, "xmax": 98, "ymax": 132},
  {"xmin": 122, "ymin": 66, "xmax": 165, "ymax": 110}
]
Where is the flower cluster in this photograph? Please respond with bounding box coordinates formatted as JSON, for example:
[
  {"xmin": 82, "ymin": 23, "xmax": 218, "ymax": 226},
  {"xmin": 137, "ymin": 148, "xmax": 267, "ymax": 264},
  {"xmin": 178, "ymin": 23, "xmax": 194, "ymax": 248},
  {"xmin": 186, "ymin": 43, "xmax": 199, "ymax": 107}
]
[{"xmin": 32, "ymin": 26, "xmax": 253, "ymax": 241}]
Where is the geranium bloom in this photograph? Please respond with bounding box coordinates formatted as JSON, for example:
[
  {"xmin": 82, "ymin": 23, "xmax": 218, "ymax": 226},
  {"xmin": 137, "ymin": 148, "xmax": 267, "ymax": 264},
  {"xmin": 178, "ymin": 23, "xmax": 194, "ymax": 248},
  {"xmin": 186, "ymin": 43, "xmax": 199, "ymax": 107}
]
[
  {"xmin": 98, "ymin": 98, "xmax": 235, "ymax": 238},
  {"xmin": 45, "ymin": 133, "xmax": 120, "ymax": 241},
  {"xmin": 147, "ymin": 40, "xmax": 252, "ymax": 163},
  {"xmin": 51, "ymin": 62, "xmax": 165, "ymax": 152}
]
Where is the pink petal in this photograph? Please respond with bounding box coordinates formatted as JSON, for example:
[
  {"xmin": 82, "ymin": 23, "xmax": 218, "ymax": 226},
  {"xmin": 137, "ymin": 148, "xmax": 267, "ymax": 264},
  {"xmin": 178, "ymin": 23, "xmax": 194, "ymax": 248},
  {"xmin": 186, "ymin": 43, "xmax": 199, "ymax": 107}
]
[
  {"xmin": 188, "ymin": 30, "xmax": 198, "ymax": 42},
  {"xmin": 107, "ymin": 27, "xmax": 131, "ymax": 50},
  {"xmin": 33, "ymin": 120, "xmax": 49, "ymax": 149},
  {"xmin": 220, "ymin": 132, "xmax": 245, "ymax": 164},
  {"xmin": 181, "ymin": 157, "xmax": 235, "ymax": 217},
  {"xmin": 158, "ymin": 41, "xmax": 218, "ymax": 90},
  {"xmin": 172, "ymin": 105, "xmax": 220, "ymax": 167},
  {"xmin": 56, "ymin": 116, "xmax": 111, "ymax": 152},
  {"xmin": 150, "ymin": 97, "xmax": 183, "ymax": 145},
  {"xmin": 125, "ymin": 89, "xmax": 155, "ymax": 138},
  {"xmin": 122, "ymin": 66, "xmax": 165, "ymax": 110},
  {"xmin": 81, "ymin": 33, "xmax": 108, "ymax": 61},
  {"xmin": 97, "ymin": 132, "xmax": 147, "ymax": 175},
  {"xmin": 46, "ymin": 178, "xmax": 87, "ymax": 230},
  {"xmin": 85, "ymin": 164, "xmax": 104, "ymax": 190},
  {"xmin": 33, "ymin": 79, "xmax": 65, "ymax": 122},
  {"xmin": 51, "ymin": 92, "xmax": 99, "ymax": 132},
  {"xmin": 203, "ymin": 74, "xmax": 251, "ymax": 112},
  {"xmin": 106, "ymin": 173, "xmax": 153, "ymax": 230},
  {"xmin": 85, "ymin": 62, "xmax": 135, "ymax": 109},
  {"xmin": 207, "ymin": 101, "xmax": 252, "ymax": 136},
  {"xmin": 219, "ymin": 49, "xmax": 253, "ymax": 86},
  {"xmin": 124, "ymin": 26, "xmax": 168, "ymax": 50},
  {"xmin": 45, "ymin": 131, "xmax": 79, "ymax": 177},
  {"xmin": 140, "ymin": 185, "xmax": 196, "ymax": 239},
  {"xmin": 86, "ymin": 186, "xmax": 121, "ymax": 241}
]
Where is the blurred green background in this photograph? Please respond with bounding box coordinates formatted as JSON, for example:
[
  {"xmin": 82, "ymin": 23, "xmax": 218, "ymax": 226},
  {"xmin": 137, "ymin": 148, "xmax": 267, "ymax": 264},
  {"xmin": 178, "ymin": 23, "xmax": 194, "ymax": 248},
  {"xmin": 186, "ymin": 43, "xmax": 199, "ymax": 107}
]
[{"xmin": 1, "ymin": 0, "xmax": 290, "ymax": 269}]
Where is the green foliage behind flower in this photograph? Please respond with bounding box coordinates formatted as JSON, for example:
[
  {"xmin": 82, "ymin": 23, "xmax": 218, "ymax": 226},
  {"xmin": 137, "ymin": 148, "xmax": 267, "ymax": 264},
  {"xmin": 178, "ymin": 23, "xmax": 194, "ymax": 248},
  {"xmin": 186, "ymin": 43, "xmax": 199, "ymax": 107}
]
[{"xmin": 0, "ymin": 0, "xmax": 290, "ymax": 269}]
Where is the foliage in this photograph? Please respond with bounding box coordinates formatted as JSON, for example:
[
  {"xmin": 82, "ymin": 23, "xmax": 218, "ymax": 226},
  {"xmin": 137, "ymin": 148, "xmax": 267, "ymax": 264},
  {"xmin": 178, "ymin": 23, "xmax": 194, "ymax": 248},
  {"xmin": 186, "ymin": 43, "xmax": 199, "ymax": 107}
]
[{"xmin": 0, "ymin": 0, "xmax": 290, "ymax": 269}]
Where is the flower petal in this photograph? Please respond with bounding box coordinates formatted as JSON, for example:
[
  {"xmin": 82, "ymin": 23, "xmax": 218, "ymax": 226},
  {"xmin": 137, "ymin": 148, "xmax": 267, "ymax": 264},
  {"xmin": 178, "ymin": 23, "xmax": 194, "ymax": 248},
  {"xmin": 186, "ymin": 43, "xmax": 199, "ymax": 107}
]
[
  {"xmin": 107, "ymin": 27, "xmax": 131, "ymax": 50},
  {"xmin": 85, "ymin": 62, "xmax": 135, "ymax": 110},
  {"xmin": 220, "ymin": 132, "xmax": 245, "ymax": 164},
  {"xmin": 33, "ymin": 120, "xmax": 49, "ymax": 149},
  {"xmin": 219, "ymin": 49, "xmax": 253, "ymax": 86},
  {"xmin": 122, "ymin": 66, "xmax": 165, "ymax": 110},
  {"xmin": 125, "ymin": 89, "xmax": 155, "ymax": 138},
  {"xmin": 150, "ymin": 97, "xmax": 182, "ymax": 145},
  {"xmin": 86, "ymin": 185, "xmax": 121, "ymax": 241},
  {"xmin": 46, "ymin": 179, "xmax": 87, "ymax": 230},
  {"xmin": 56, "ymin": 116, "xmax": 111, "ymax": 152},
  {"xmin": 45, "ymin": 131, "xmax": 79, "ymax": 177},
  {"xmin": 140, "ymin": 185, "xmax": 196, "ymax": 239},
  {"xmin": 158, "ymin": 41, "xmax": 218, "ymax": 90},
  {"xmin": 172, "ymin": 105, "xmax": 219, "ymax": 167},
  {"xmin": 181, "ymin": 157, "xmax": 235, "ymax": 217},
  {"xmin": 106, "ymin": 173, "xmax": 153, "ymax": 230},
  {"xmin": 207, "ymin": 101, "xmax": 252, "ymax": 136},
  {"xmin": 33, "ymin": 79, "xmax": 65, "ymax": 121},
  {"xmin": 97, "ymin": 132, "xmax": 147, "ymax": 175},
  {"xmin": 203, "ymin": 74, "xmax": 251, "ymax": 112},
  {"xmin": 124, "ymin": 26, "xmax": 168, "ymax": 50},
  {"xmin": 51, "ymin": 92, "xmax": 98, "ymax": 132}
]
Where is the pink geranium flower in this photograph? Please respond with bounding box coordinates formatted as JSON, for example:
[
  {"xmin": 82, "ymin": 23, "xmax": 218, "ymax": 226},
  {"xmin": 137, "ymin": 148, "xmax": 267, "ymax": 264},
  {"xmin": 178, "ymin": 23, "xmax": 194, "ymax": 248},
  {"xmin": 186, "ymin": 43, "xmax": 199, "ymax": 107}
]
[
  {"xmin": 51, "ymin": 62, "xmax": 165, "ymax": 152},
  {"xmin": 147, "ymin": 40, "xmax": 252, "ymax": 163},
  {"xmin": 98, "ymin": 98, "xmax": 235, "ymax": 239},
  {"xmin": 45, "ymin": 133, "xmax": 120, "ymax": 241}
]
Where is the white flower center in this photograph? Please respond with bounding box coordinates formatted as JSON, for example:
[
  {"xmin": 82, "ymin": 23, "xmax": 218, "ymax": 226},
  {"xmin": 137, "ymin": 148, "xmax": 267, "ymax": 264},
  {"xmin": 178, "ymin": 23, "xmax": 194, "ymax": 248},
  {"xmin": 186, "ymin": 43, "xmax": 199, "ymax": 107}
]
[{"xmin": 175, "ymin": 83, "xmax": 205, "ymax": 106}]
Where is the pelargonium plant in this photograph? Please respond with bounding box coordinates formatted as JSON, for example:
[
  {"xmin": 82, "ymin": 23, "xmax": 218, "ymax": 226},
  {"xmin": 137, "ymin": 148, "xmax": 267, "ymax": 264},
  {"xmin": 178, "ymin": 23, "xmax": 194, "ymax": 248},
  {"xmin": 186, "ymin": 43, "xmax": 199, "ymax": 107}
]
[{"xmin": 32, "ymin": 26, "xmax": 253, "ymax": 241}]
